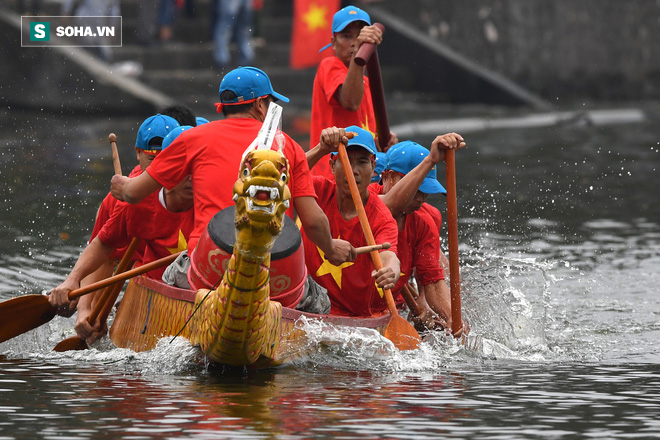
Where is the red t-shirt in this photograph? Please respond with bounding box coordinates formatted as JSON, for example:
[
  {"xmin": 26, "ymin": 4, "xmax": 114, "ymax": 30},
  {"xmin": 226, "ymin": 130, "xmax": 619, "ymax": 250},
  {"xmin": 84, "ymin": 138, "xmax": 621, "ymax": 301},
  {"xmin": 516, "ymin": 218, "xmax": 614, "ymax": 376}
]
[
  {"xmin": 368, "ymin": 182, "xmax": 383, "ymax": 195},
  {"xmin": 310, "ymin": 56, "xmax": 377, "ymax": 179},
  {"xmin": 302, "ymin": 176, "xmax": 398, "ymax": 317},
  {"xmin": 90, "ymin": 165, "xmax": 142, "ymax": 260},
  {"xmin": 98, "ymin": 190, "xmax": 194, "ymax": 279},
  {"xmin": 146, "ymin": 118, "xmax": 316, "ymax": 251},
  {"xmin": 368, "ymin": 183, "xmax": 445, "ymax": 302},
  {"xmin": 420, "ymin": 202, "xmax": 443, "ymax": 233},
  {"xmin": 392, "ymin": 211, "xmax": 445, "ymax": 305}
]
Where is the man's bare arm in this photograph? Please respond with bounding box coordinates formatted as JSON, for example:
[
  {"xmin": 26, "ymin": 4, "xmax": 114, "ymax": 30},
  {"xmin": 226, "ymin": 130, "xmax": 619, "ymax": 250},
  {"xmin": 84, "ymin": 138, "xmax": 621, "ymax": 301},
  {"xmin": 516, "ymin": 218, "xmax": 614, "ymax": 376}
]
[
  {"xmin": 381, "ymin": 133, "xmax": 466, "ymax": 217},
  {"xmin": 111, "ymin": 172, "xmax": 161, "ymax": 204},
  {"xmin": 336, "ymin": 25, "xmax": 383, "ymax": 111},
  {"xmin": 48, "ymin": 237, "xmax": 114, "ymax": 310}
]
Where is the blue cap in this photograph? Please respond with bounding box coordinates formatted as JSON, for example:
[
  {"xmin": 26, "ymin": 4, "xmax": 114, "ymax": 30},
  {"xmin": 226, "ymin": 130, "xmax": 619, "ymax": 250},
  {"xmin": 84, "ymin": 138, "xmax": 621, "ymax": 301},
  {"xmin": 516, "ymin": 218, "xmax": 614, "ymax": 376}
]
[
  {"xmin": 386, "ymin": 141, "xmax": 446, "ymax": 194},
  {"xmin": 345, "ymin": 125, "xmax": 377, "ymax": 155},
  {"xmin": 136, "ymin": 114, "xmax": 180, "ymax": 152},
  {"xmin": 319, "ymin": 6, "xmax": 371, "ymax": 52},
  {"xmin": 372, "ymin": 152, "xmax": 386, "ymax": 182},
  {"xmin": 218, "ymin": 66, "xmax": 289, "ymax": 104},
  {"xmin": 195, "ymin": 117, "xmax": 210, "ymax": 125},
  {"xmin": 161, "ymin": 125, "xmax": 193, "ymax": 150}
]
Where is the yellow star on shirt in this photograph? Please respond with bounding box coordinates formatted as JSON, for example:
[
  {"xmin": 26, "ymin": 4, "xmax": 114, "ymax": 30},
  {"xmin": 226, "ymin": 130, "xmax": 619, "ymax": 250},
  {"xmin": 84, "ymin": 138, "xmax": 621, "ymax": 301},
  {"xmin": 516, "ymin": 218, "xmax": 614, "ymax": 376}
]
[
  {"xmin": 315, "ymin": 246, "xmax": 354, "ymax": 288},
  {"xmin": 303, "ymin": 3, "xmax": 329, "ymax": 33},
  {"xmin": 361, "ymin": 119, "xmax": 376, "ymax": 139},
  {"xmin": 166, "ymin": 230, "xmax": 188, "ymax": 254}
]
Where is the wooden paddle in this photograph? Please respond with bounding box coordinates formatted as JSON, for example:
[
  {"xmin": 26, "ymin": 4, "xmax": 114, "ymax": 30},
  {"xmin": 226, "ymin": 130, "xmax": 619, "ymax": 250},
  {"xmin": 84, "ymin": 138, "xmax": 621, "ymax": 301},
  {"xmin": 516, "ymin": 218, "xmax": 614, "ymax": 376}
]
[
  {"xmin": 0, "ymin": 252, "xmax": 181, "ymax": 343},
  {"xmin": 53, "ymin": 237, "xmax": 140, "ymax": 352},
  {"xmin": 401, "ymin": 283, "xmax": 422, "ymax": 317},
  {"xmin": 355, "ymin": 242, "xmax": 390, "ymax": 255},
  {"xmin": 445, "ymin": 149, "xmax": 463, "ymax": 337},
  {"xmin": 354, "ymin": 23, "xmax": 391, "ymax": 150},
  {"xmin": 109, "ymin": 133, "xmax": 121, "ymax": 175},
  {"xmin": 337, "ymin": 141, "xmax": 420, "ymax": 350}
]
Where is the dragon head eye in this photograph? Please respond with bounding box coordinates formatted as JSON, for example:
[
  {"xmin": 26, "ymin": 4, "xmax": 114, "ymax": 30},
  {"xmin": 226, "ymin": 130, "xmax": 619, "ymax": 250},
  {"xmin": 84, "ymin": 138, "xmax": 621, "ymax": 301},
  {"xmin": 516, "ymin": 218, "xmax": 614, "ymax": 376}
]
[
  {"xmin": 280, "ymin": 172, "xmax": 287, "ymax": 183},
  {"xmin": 242, "ymin": 167, "xmax": 250, "ymax": 178}
]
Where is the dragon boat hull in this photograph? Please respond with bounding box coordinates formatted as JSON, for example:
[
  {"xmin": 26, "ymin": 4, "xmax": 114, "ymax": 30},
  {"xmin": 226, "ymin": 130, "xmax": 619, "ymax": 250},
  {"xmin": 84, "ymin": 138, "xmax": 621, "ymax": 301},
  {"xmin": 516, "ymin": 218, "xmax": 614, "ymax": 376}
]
[{"xmin": 109, "ymin": 275, "xmax": 391, "ymax": 368}]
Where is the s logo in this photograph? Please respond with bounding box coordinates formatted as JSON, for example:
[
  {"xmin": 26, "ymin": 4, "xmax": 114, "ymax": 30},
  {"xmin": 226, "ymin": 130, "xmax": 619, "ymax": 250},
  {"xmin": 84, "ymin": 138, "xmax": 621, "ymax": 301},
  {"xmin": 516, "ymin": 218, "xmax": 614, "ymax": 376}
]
[{"xmin": 30, "ymin": 22, "xmax": 50, "ymax": 41}]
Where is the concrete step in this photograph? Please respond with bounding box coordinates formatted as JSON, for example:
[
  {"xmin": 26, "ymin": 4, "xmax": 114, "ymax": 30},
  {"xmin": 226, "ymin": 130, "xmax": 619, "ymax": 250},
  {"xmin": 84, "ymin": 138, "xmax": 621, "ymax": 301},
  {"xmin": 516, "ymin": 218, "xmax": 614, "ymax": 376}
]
[
  {"xmin": 253, "ymin": 16, "xmax": 293, "ymax": 45},
  {"xmin": 140, "ymin": 66, "xmax": 316, "ymax": 108},
  {"xmin": 121, "ymin": 17, "xmax": 213, "ymax": 45},
  {"xmin": 113, "ymin": 40, "xmax": 291, "ymax": 69}
]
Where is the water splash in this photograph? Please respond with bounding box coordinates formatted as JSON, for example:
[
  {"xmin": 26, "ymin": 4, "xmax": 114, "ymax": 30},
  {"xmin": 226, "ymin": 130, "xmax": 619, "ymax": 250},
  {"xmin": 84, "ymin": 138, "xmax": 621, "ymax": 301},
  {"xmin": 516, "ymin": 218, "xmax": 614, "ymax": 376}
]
[
  {"xmin": 458, "ymin": 249, "xmax": 558, "ymax": 361},
  {"xmin": 1, "ymin": 247, "xmax": 562, "ymax": 373}
]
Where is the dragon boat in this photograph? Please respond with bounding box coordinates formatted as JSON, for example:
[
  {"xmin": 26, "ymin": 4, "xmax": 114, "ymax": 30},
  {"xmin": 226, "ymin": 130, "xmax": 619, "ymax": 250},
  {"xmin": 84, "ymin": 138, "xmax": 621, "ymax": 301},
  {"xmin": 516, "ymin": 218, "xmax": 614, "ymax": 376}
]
[{"xmin": 108, "ymin": 146, "xmax": 392, "ymax": 369}]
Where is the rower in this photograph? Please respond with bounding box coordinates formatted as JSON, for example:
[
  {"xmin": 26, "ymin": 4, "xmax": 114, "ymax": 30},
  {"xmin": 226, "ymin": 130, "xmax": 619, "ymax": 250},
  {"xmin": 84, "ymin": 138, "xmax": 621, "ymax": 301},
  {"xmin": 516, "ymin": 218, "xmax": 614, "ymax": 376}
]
[
  {"xmin": 48, "ymin": 126, "xmax": 194, "ymax": 346},
  {"xmin": 379, "ymin": 135, "xmax": 467, "ymax": 332},
  {"xmin": 80, "ymin": 114, "xmax": 180, "ymax": 304},
  {"xmin": 304, "ymin": 125, "xmax": 400, "ymax": 316}
]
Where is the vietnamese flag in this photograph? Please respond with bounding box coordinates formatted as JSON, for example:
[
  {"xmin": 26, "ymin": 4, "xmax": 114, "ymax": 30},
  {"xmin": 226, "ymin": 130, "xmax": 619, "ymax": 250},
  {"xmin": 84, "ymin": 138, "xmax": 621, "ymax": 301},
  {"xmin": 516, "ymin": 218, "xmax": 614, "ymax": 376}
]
[{"xmin": 290, "ymin": 0, "xmax": 340, "ymax": 69}]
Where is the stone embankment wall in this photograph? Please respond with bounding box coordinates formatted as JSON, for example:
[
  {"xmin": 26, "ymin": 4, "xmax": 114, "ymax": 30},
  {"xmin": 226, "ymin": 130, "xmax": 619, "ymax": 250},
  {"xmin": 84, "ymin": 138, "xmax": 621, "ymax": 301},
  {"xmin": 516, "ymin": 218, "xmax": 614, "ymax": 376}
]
[{"xmin": 375, "ymin": 0, "xmax": 659, "ymax": 102}]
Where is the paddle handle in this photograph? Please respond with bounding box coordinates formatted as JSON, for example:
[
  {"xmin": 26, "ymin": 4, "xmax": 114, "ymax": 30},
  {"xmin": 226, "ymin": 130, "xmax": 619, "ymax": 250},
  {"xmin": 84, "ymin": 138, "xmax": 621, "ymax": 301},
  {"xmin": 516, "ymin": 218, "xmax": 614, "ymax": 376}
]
[
  {"xmin": 109, "ymin": 133, "xmax": 121, "ymax": 175},
  {"xmin": 98, "ymin": 276, "xmax": 127, "ymax": 324},
  {"xmin": 337, "ymin": 142, "xmax": 398, "ymax": 315},
  {"xmin": 445, "ymin": 149, "xmax": 462, "ymax": 336},
  {"xmin": 355, "ymin": 242, "xmax": 390, "ymax": 255},
  {"xmin": 354, "ymin": 23, "xmax": 390, "ymax": 150},
  {"xmin": 354, "ymin": 23, "xmax": 384, "ymax": 66},
  {"xmin": 67, "ymin": 252, "xmax": 181, "ymax": 301},
  {"xmin": 88, "ymin": 237, "xmax": 139, "ymax": 324},
  {"xmin": 401, "ymin": 283, "xmax": 422, "ymax": 317},
  {"xmin": 85, "ymin": 132, "xmax": 129, "ymax": 323},
  {"xmin": 367, "ymin": 52, "xmax": 391, "ymax": 150},
  {"xmin": 87, "ymin": 286, "xmax": 113, "ymax": 325}
]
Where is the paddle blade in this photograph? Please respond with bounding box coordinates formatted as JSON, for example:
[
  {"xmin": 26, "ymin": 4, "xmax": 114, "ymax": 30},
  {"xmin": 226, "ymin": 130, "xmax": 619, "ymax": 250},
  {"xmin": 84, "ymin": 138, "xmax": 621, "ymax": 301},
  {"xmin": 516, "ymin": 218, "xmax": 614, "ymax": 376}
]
[
  {"xmin": 384, "ymin": 314, "xmax": 420, "ymax": 351},
  {"xmin": 0, "ymin": 295, "xmax": 57, "ymax": 343},
  {"xmin": 53, "ymin": 336, "xmax": 88, "ymax": 352}
]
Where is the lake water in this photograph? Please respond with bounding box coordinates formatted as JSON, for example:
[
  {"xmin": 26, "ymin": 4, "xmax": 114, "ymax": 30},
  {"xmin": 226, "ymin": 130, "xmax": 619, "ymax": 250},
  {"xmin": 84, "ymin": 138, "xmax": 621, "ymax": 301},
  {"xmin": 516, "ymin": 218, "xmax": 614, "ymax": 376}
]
[{"xmin": 1, "ymin": 105, "xmax": 659, "ymax": 439}]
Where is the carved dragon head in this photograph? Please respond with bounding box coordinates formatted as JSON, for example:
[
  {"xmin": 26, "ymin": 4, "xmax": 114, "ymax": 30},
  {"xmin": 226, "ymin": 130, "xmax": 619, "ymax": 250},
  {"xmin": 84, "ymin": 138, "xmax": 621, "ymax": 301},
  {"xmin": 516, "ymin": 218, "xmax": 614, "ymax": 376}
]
[{"xmin": 232, "ymin": 149, "xmax": 291, "ymax": 246}]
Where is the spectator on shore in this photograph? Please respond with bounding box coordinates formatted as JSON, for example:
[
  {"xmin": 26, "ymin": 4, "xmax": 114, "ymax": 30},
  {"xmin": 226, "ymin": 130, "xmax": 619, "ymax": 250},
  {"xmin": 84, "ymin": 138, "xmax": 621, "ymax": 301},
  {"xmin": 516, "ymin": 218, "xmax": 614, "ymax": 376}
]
[{"xmin": 212, "ymin": 0, "xmax": 254, "ymax": 69}]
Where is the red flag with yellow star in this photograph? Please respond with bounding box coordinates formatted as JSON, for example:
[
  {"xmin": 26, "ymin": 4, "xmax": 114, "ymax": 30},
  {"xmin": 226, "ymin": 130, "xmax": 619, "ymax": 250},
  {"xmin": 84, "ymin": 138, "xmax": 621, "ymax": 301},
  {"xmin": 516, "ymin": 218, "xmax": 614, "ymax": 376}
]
[{"xmin": 290, "ymin": 0, "xmax": 339, "ymax": 69}]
